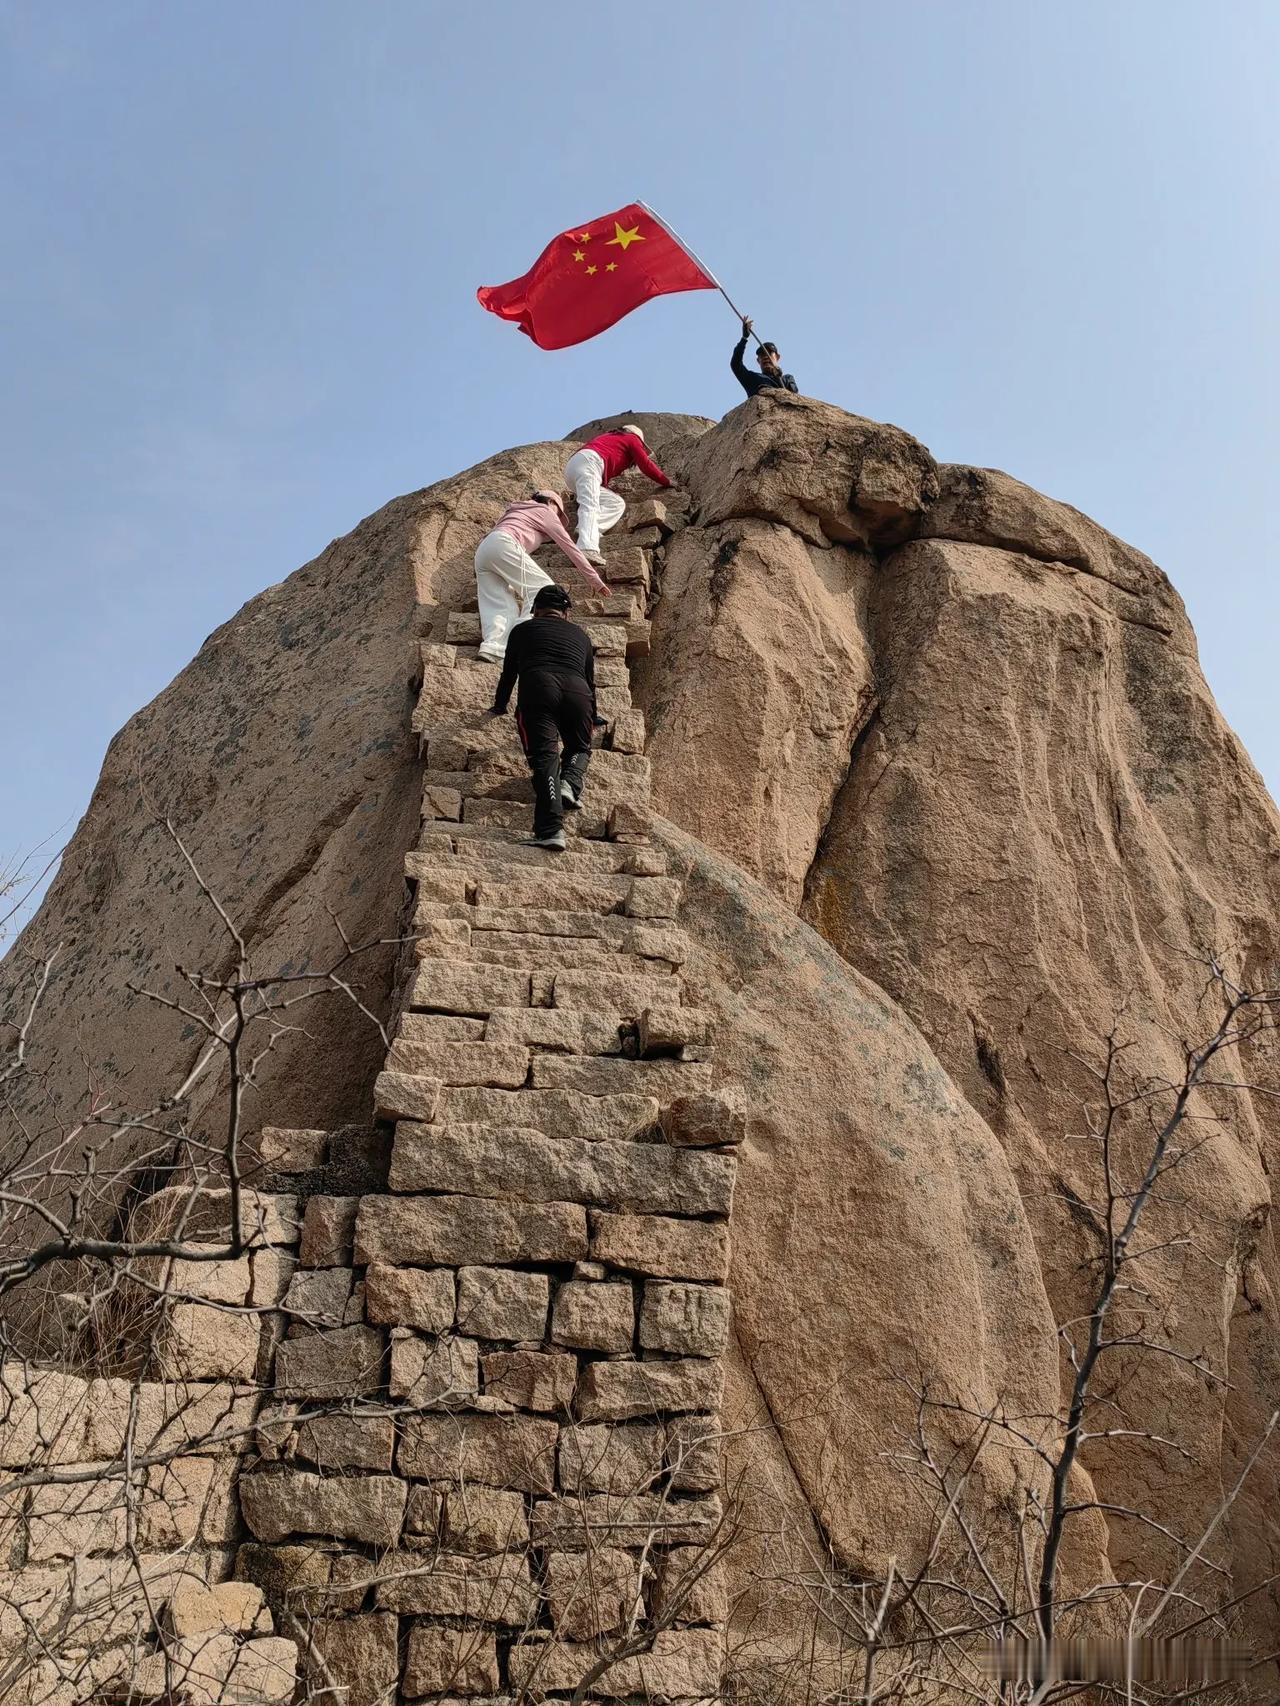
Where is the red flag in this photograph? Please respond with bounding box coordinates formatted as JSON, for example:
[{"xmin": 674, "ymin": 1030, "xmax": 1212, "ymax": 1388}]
[{"xmin": 477, "ymin": 202, "xmax": 716, "ymax": 351}]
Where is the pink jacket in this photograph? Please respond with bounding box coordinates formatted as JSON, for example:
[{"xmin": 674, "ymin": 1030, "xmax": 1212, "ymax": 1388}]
[{"xmin": 493, "ymin": 500, "xmax": 605, "ymax": 590}]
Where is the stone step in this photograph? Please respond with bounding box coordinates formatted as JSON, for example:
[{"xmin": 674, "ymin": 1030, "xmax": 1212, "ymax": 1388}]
[
  {"xmin": 414, "ymin": 903, "xmax": 686, "ymax": 961},
  {"xmin": 464, "ymin": 945, "xmax": 681, "ymax": 980},
  {"xmin": 483, "ymin": 1007, "xmax": 627, "ymax": 1055},
  {"xmin": 529, "ymin": 1056, "xmax": 716, "ymax": 1100},
  {"xmin": 434, "ymin": 1087, "xmax": 658, "ymax": 1142},
  {"xmin": 385, "ymin": 1039, "xmax": 532, "ymax": 1088},
  {"xmin": 407, "ymin": 834, "xmax": 666, "ymax": 879},
  {"xmin": 551, "ymin": 967, "xmax": 679, "ymax": 1015},
  {"xmin": 388, "ymin": 1122, "xmax": 735, "ymax": 1218}
]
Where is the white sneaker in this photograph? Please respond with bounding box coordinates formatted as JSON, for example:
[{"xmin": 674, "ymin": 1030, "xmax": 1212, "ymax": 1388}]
[
  {"xmin": 561, "ymin": 782, "xmax": 581, "ymax": 810},
  {"xmin": 476, "ymin": 646, "xmax": 504, "ymax": 664},
  {"xmin": 582, "ymin": 549, "xmax": 606, "ymax": 567}
]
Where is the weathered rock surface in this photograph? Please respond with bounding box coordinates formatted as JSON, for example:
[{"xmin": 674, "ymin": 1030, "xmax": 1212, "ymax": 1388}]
[{"xmin": 5, "ymin": 391, "xmax": 1280, "ymax": 1676}]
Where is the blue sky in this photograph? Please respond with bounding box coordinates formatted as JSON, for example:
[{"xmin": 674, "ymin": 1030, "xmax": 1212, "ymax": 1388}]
[{"xmin": 2, "ymin": 0, "xmax": 1277, "ymax": 906}]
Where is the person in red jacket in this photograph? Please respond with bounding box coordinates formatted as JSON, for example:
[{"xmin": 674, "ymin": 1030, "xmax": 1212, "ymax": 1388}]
[{"xmin": 563, "ymin": 424, "xmax": 671, "ymax": 566}]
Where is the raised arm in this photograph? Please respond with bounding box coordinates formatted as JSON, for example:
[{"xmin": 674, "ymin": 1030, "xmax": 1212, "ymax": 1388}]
[
  {"xmin": 492, "ymin": 625, "xmax": 523, "ymax": 713},
  {"xmin": 629, "ymin": 439, "xmax": 671, "ymax": 488},
  {"xmin": 731, "ymin": 314, "xmax": 755, "ymax": 389},
  {"xmin": 543, "ymin": 511, "xmax": 608, "ymax": 590}
]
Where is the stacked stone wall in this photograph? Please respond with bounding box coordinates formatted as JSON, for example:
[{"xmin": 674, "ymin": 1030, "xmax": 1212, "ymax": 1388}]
[{"xmin": 1, "ymin": 489, "xmax": 740, "ymax": 1705}]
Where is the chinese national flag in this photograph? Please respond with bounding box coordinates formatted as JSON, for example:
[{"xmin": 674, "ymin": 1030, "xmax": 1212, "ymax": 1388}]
[{"xmin": 477, "ymin": 202, "xmax": 716, "ymax": 350}]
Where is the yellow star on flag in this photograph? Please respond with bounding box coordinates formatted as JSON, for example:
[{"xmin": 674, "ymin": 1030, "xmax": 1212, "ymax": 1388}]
[
  {"xmin": 586, "ymin": 265, "xmax": 598, "ymax": 276},
  {"xmin": 573, "ymin": 250, "xmax": 584, "ymax": 262},
  {"xmin": 605, "ymin": 221, "xmax": 644, "ymax": 251},
  {"xmin": 579, "ymin": 231, "xmax": 591, "ymax": 242},
  {"xmin": 606, "ymin": 262, "xmax": 618, "ymax": 272}
]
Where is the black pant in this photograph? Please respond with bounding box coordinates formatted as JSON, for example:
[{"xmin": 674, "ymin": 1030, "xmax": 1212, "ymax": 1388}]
[{"xmin": 516, "ymin": 669, "xmax": 594, "ymax": 838}]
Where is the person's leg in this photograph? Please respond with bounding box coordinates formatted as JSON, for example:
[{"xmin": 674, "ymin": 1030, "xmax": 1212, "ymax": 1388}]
[
  {"xmin": 515, "ymin": 557, "xmax": 554, "ymax": 623},
  {"xmin": 474, "ymin": 532, "xmax": 523, "ymax": 661},
  {"xmin": 517, "ymin": 672, "xmax": 566, "ymax": 846},
  {"xmin": 597, "ymin": 487, "xmax": 627, "ymax": 539},
  {"xmin": 564, "ymin": 449, "xmax": 604, "ymax": 553},
  {"xmin": 557, "ymin": 679, "xmax": 596, "ymax": 810}
]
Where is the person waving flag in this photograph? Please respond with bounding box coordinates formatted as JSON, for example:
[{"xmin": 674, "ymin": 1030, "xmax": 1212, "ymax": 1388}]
[{"xmin": 477, "ymin": 201, "xmax": 719, "ymax": 350}]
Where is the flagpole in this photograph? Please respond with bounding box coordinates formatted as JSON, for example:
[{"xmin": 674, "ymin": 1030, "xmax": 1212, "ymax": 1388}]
[{"xmin": 636, "ymin": 200, "xmax": 760, "ymax": 345}]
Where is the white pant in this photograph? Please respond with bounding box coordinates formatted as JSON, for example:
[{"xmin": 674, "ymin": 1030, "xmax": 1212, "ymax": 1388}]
[
  {"xmin": 564, "ymin": 448, "xmax": 626, "ymax": 553},
  {"xmin": 474, "ymin": 530, "xmax": 553, "ymax": 659}
]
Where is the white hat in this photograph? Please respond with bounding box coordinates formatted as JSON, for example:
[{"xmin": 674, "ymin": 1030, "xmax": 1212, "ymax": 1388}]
[{"xmin": 621, "ymin": 423, "xmax": 646, "ymax": 443}]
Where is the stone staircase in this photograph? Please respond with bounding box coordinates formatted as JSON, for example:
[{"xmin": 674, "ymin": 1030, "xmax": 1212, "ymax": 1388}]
[
  {"xmin": 0, "ymin": 498, "xmax": 738, "ymax": 1705},
  {"xmin": 232, "ymin": 556, "xmax": 743, "ymax": 1700}
]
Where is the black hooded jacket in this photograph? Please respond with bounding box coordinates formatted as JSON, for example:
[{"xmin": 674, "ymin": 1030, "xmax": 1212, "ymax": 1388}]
[{"xmin": 731, "ymin": 334, "xmax": 798, "ymax": 398}]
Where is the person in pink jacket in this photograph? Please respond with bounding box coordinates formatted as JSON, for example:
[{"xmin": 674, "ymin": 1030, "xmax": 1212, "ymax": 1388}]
[{"xmin": 473, "ymin": 491, "xmax": 607, "ymax": 663}]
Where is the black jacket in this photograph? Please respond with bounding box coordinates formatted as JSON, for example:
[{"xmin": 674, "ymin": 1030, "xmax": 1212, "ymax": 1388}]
[
  {"xmin": 492, "ymin": 615, "xmax": 596, "ymax": 715},
  {"xmin": 732, "ymin": 334, "xmax": 798, "ymax": 398}
]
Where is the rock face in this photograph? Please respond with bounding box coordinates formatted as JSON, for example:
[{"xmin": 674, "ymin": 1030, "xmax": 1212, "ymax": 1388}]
[{"xmin": 4, "ymin": 392, "xmax": 1280, "ymax": 1684}]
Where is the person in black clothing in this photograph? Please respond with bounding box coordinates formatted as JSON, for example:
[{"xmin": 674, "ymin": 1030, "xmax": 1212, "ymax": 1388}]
[
  {"xmin": 489, "ymin": 584, "xmax": 596, "ymax": 852},
  {"xmin": 731, "ymin": 315, "xmax": 798, "ymax": 398}
]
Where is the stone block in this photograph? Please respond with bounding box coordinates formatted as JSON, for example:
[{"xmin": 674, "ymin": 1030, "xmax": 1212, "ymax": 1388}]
[
  {"xmin": 153, "ymin": 1250, "xmax": 253, "ymax": 1304},
  {"xmin": 433, "ymin": 1086, "xmax": 658, "ymax": 1140},
  {"xmin": 389, "ymin": 1122, "xmax": 733, "ymax": 1217},
  {"xmin": 408, "ymin": 960, "xmax": 531, "ymax": 1014},
  {"xmin": 386, "ymin": 1038, "xmax": 529, "ymax": 1087},
  {"xmin": 455, "ymin": 1266, "xmax": 549, "ymax": 1341},
  {"xmin": 424, "ymin": 783, "xmax": 463, "ymax": 821},
  {"xmin": 482, "ymin": 1349, "xmax": 577, "ymax": 1413},
  {"xmin": 551, "ymin": 1281, "xmax": 635, "ymax": 1352},
  {"xmin": 528, "ymin": 1054, "xmax": 715, "ymax": 1100},
  {"xmin": 463, "ymin": 796, "xmax": 531, "ymax": 830},
  {"xmin": 625, "ymin": 845, "xmax": 667, "ymax": 876},
  {"xmin": 470, "ymin": 871, "xmax": 630, "ymax": 914},
  {"xmin": 372, "ymin": 1068, "xmax": 442, "ymax": 1124},
  {"xmin": 532, "ymin": 1491, "xmax": 723, "ymax": 1552},
  {"xmin": 640, "ymin": 1282, "xmax": 731, "ymax": 1356},
  {"xmin": 661, "ymin": 1091, "xmax": 747, "ymax": 1148},
  {"xmin": 405, "ymin": 1482, "xmax": 529, "ymax": 1552},
  {"xmin": 258, "ymin": 1127, "xmax": 329, "ymax": 1172},
  {"xmin": 165, "ymin": 1578, "xmax": 271, "ymax": 1638},
  {"xmin": 639, "ymin": 1005, "xmax": 709, "ymax": 1055},
  {"xmin": 402, "ymin": 1624, "xmax": 500, "ymax": 1697},
  {"xmin": 299, "ymin": 1195, "xmax": 359, "ymax": 1267},
  {"xmin": 546, "ymin": 1547, "xmax": 642, "ymax": 1639},
  {"xmin": 239, "ymin": 1470, "xmax": 406, "ymax": 1547},
  {"xmin": 374, "ymin": 1549, "xmax": 536, "ymax": 1623},
  {"xmin": 295, "ymin": 1413, "xmax": 397, "ymax": 1473},
  {"xmin": 398, "ymin": 1413, "xmax": 557, "ymax": 1492},
  {"xmin": 274, "ymin": 1324, "xmax": 384, "ymax": 1399},
  {"xmin": 558, "ymin": 1422, "xmax": 665, "ymax": 1495},
  {"xmin": 397, "ymin": 1011, "xmax": 486, "ymax": 1043},
  {"xmin": 155, "ymin": 1299, "xmax": 262, "ymax": 1380},
  {"xmin": 305, "ymin": 1612, "xmax": 400, "ymax": 1706},
  {"xmin": 552, "ymin": 967, "xmax": 674, "ymax": 1015},
  {"xmin": 364, "ymin": 1262, "xmax": 456, "ymax": 1333},
  {"xmin": 356, "ymin": 1193, "xmax": 588, "ymax": 1267},
  {"xmin": 141, "ymin": 1455, "xmax": 237, "ymax": 1549},
  {"xmin": 653, "ymin": 1545, "xmax": 729, "ymax": 1626},
  {"xmin": 411, "ymin": 917, "xmax": 473, "ymax": 961},
  {"xmin": 666, "ymin": 1415, "xmax": 722, "ymax": 1492},
  {"xmin": 234, "ymin": 1542, "xmax": 370, "ymax": 1617},
  {"xmin": 627, "ymin": 923, "xmax": 688, "ymax": 964},
  {"xmin": 252, "ymin": 1247, "xmax": 298, "ymax": 1307},
  {"xmin": 444, "ymin": 610, "xmax": 483, "ymax": 645},
  {"xmin": 591, "ymin": 1212, "xmax": 729, "ymax": 1281},
  {"xmin": 0, "ymin": 1370, "xmax": 89, "ymax": 1467},
  {"xmin": 484, "ymin": 1006, "xmax": 625, "ymax": 1054},
  {"xmin": 282, "ymin": 1265, "xmax": 358, "ymax": 1329},
  {"xmin": 128, "ymin": 1185, "xmax": 299, "ymax": 1249},
  {"xmin": 389, "ymin": 1330, "xmax": 480, "ymax": 1404},
  {"xmin": 625, "ymin": 876, "xmax": 682, "ymax": 919},
  {"xmin": 25, "ymin": 1474, "xmax": 126, "ymax": 1561},
  {"xmin": 612, "ymin": 709, "xmax": 647, "ymax": 754},
  {"xmin": 607, "ymin": 801, "xmax": 650, "ymax": 841},
  {"xmin": 507, "ymin": 1626, "xmax": 724, "ymax": 1697},
  {"xmin": 573, "ymin": 1259, "xmax": 610, "ymax": 1281},
  {"xmin": 576, "ymin": 1356, "xmax": 724, "ymax": 1422},
  {"xmin": 116, "ymin": 1379, "xmax": 258, "ymax": 1460}
]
